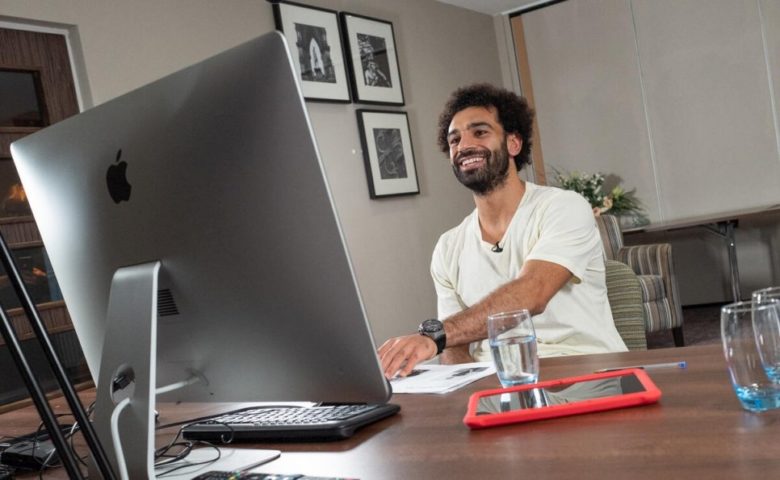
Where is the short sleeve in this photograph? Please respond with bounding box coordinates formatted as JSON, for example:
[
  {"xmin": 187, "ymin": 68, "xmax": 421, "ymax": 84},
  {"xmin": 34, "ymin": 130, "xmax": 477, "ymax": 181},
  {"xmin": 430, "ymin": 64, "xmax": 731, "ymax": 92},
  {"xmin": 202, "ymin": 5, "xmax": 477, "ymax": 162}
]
[
  {"xmin": 431, "ymin": 234, "xmax": 466, "ymax": 319},
  {"xmin": 524, "ymin": 190, "xmax": 602, "ymax": 281}
]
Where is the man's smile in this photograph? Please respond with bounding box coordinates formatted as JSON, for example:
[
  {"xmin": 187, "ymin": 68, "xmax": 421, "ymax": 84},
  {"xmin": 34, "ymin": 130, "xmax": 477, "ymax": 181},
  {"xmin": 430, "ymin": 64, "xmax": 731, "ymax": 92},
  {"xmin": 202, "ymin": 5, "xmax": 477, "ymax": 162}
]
[
  {"xmin": 455, "ymin": 149, "xmax": 490, "ymax": 171},
  {"xmin": 458, "ymin": 155, "xmax": 486, "ymax": 171}
]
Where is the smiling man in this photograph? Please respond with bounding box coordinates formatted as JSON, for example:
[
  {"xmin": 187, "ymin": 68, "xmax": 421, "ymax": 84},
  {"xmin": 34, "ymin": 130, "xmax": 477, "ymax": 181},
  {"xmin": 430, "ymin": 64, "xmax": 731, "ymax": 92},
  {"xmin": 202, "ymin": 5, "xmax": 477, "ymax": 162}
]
[{"xmin": 378, "ymin": 84, "xmax": 627, "ymax": 378}]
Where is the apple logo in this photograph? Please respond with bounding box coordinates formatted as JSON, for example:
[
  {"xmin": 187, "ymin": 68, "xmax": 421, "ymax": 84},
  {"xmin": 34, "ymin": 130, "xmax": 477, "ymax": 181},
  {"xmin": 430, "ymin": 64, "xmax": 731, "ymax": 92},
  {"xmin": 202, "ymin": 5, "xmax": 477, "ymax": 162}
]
[{"xmin": 106, "ymin": 149, "xmax": 132, "ymax": 204}]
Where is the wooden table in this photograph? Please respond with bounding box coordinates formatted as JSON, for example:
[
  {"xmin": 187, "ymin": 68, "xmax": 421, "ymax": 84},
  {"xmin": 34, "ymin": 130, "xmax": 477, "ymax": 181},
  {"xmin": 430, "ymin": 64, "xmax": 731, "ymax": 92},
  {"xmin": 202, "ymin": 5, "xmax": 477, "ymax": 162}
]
[{"xmin": 5, "ymin": 344, "xmax": 780, "ymax": 479}]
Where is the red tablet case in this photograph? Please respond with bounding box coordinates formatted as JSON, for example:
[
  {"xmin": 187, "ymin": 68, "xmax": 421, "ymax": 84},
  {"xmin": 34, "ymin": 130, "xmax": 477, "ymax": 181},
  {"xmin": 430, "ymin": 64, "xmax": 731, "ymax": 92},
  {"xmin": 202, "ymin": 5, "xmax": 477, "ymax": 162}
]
[{"xmin": 463, "ymin": 368, "xmax": 661, "ymax": 429}]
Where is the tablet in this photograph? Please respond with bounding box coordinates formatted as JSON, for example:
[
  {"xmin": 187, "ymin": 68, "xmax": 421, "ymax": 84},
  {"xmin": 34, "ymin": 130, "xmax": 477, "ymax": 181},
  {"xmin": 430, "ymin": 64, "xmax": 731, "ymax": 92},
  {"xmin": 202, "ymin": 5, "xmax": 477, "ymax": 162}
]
[{"xmin": 463, "ymin": 369, "xmax": 661, "ymax": 429}]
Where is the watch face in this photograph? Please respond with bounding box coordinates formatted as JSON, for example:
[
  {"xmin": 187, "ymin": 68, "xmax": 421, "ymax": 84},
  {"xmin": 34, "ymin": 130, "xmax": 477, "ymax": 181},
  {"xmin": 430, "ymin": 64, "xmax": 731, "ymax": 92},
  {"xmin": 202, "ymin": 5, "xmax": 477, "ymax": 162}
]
[
  {"xmin": 419, "ymin": 319, "xmax": 446, "ymax": 354},
  {"xmin": 421, "ymin": 319, "xmax": 442, "ymax": 333}
]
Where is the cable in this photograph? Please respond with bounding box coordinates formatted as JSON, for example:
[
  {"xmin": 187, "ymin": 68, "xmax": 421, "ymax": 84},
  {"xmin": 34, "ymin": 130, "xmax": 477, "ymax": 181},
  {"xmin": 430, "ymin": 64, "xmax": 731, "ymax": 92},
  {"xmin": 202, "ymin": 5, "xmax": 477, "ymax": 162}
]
[
  {"xmin": 153, "ymin": 422, "xmax": 220, "ymax": 477},
  {"xmin": 154, "ymin": 424, "xmax": 197, "ymax": 467},
  {"xmin": 154, "ymin": 442, "xmax": 221, "ymax": 478},
  {"xmin": 1, "ymin": 415, "xmax": 81, "ymax": 480},
  {"xmin": 151, "ymin": 418, "xmax": 233, "ymax": 477},
  {"xmin": 110, "ymin": 397, "xmax": 131, "ymax": 480},
  {"xmin": 155, "ymin": 376, "xmax": 200, "ymax": 396},
  {"xmin": 154, "ymin": 441, "xmax": 194, "ymax": 467}
]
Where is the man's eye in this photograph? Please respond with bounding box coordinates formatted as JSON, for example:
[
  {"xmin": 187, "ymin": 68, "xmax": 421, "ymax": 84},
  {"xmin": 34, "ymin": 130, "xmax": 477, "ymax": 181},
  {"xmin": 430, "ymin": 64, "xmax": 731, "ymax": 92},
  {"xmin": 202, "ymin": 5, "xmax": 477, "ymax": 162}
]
[{"xmin": 449, "ymin": 137, "xmax": 460, "ymax": 146}]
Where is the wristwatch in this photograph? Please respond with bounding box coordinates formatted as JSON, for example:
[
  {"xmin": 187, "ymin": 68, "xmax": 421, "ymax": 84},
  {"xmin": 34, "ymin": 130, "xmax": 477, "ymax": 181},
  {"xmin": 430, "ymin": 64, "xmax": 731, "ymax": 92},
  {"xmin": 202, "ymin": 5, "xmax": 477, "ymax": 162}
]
[{"xmin": 418, "ymin": 318, "xmax": 447, "ymax": 355}]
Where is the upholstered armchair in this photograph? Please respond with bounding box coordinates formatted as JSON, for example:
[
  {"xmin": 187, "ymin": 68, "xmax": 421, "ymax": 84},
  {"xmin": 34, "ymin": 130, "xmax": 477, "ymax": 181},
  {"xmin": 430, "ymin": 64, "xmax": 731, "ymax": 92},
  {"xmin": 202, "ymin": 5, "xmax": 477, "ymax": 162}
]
[
  {"xmin": 597, "ymin": 215, "xmax": 684, "ymax": 346},
  {"xmin": 605, "ymin": 260, "xmax": 647, "ymax": 350}
]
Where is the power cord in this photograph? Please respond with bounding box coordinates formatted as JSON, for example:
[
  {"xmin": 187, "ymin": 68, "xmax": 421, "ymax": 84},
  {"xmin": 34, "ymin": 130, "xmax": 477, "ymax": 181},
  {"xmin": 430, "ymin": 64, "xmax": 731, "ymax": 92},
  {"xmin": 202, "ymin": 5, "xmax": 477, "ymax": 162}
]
[
  {"xmin": 153, "ymin": 422, "xmax": 229, "ymax": 477},
  {"xmin": 3, "ymin": 400, "xmax": 250, "ymax": 479},
  {"xmin": 110, "ymin": 397, "xmax": 131, "ymax": 480},
  {"xmin": 0, "ymin": 414, "xmax": 84, "ymax": 479}
]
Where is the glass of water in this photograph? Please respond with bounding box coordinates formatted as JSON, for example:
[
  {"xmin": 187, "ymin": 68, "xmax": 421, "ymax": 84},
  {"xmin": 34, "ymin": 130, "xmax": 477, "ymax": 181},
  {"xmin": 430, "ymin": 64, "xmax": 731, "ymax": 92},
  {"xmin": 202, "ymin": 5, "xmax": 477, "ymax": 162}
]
[
  {"xmin": 487, "ymin": 309, "xmax": 538, "ymax": 387},
  {"xmin": 751, "ymin": 287, "xmax": 780, "ymax": 382},
  {"xmin": 721, "ymin": 301, "xmax": 780, "ymax": 412}
]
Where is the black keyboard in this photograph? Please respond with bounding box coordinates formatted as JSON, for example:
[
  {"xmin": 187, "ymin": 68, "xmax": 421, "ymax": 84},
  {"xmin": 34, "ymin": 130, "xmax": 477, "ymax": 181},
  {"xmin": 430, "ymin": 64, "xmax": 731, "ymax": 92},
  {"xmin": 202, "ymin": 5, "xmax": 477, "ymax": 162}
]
[
  {"xmin": 181, "ymin": 403, "xmax": 400, "ymax": 442},
  {"xmin": 192, "ymin": 472, "xmax": 356, "ymax": 479}
]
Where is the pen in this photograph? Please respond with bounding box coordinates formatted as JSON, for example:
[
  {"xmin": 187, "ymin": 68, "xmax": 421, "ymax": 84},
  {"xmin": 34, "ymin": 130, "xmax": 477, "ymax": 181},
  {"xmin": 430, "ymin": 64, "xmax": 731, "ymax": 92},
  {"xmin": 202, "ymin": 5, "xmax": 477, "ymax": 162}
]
[{"xmin": 594, "ymin": 361, "xmax": 687, "ymax": 373}]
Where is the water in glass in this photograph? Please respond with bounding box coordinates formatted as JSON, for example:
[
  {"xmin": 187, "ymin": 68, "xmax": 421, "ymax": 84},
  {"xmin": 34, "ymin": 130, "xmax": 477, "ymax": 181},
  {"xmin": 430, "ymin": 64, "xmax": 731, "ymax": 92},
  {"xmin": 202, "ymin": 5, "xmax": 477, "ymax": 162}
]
[
  {"xmin": 490, "ymin": 335, "xmax": 538, "ymax": 387},
  {"xmin": 733, "ymin": 384, "xmax": 780, "ymax": 411},
  {"xmin": 721, "ymin": 300, "xmax": 780, "ymax": 412},
  {"xmin": 752, "ymin": 288, "xmax": 780, "ymax": 383}
]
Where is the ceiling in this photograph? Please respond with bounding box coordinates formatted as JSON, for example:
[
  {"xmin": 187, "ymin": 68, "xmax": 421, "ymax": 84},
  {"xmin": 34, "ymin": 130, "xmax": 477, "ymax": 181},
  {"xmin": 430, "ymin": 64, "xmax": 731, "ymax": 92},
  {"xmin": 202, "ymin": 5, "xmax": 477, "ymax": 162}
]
[{"xmin": 436, "ymin": 0, "xmax": 548, "ymax": 16}]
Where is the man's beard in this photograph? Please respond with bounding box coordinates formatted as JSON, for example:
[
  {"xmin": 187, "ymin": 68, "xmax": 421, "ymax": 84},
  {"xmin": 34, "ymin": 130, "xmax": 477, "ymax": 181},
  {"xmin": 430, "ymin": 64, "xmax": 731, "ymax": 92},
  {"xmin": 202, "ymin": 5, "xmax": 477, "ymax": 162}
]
[{"xmin": 451, "ymin": 142, "xmax": 511, "ymax": 195}]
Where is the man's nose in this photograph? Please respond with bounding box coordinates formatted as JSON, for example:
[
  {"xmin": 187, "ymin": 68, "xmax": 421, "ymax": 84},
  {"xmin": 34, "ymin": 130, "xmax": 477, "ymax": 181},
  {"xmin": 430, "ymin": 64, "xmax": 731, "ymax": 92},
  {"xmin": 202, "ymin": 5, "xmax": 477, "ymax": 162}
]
[{"xmin": 456, "ymin": 134, "xmax": 477, "ymax": 152}]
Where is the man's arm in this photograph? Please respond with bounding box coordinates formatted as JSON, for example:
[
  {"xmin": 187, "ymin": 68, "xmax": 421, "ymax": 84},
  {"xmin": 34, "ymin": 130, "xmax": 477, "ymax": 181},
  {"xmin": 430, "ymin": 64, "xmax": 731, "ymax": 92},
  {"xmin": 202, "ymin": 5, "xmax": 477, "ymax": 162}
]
[{"xmin": 377, "ymin": 259, "xmax": 572, "ymax": 378}]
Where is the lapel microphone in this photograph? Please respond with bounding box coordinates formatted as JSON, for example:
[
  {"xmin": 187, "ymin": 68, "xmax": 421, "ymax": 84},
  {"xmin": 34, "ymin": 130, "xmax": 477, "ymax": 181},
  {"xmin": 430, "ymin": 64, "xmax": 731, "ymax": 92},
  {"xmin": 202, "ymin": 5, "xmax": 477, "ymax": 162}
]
[{"xmin": 491, "ymin": 242, "xmax": 503, "ymax": 253}]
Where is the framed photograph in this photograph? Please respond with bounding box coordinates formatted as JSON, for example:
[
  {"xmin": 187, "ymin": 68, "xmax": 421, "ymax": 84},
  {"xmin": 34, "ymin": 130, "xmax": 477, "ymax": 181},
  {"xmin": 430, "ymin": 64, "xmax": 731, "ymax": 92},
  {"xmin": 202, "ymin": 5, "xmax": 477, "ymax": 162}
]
[
  {"xmin": 341, "ymin": 12, "xmax": 405, "ymax": 105},
  {"xmin": 356, "ymin": 110, "xmax": 418, "ymax": 198},
  {"xmin": 272, "ymin": 0, "xmax": 350, "ymax": 102}
]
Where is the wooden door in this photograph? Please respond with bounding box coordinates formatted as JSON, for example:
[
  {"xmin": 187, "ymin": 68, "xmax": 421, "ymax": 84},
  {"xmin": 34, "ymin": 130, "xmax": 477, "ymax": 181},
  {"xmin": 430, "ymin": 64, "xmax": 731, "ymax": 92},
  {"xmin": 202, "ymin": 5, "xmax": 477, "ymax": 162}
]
[
  {"xmin": 0, "ymin": 27, "xmax": 85, "ymax": 407},
  {"xmin": 510, "ymin": 14, "xmax": 547, "ymax": 185}
]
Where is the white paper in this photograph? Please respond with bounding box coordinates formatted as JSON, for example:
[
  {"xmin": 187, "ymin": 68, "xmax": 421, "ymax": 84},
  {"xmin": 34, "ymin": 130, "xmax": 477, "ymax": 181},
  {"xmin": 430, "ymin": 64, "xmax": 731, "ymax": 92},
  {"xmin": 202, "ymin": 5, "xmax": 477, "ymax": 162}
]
[{"xmin": 390, "ymin": 362, "xmax": 496, "ymax": 394}]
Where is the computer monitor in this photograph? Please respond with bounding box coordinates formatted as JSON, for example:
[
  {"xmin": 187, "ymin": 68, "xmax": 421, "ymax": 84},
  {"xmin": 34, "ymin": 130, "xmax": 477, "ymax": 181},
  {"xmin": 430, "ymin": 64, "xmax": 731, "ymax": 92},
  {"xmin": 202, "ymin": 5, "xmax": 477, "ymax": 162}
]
[{"xmin": 11, "ymin": 32, "xmax": 391, "ymax": 406}]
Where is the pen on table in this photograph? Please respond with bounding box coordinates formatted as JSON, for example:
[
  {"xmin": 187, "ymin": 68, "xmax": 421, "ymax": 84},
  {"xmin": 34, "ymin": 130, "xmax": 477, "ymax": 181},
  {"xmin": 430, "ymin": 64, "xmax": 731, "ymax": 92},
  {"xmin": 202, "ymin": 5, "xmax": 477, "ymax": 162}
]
[{"xmin": 594, "ymin": 361, "xmax": 687, "ymax": 373}]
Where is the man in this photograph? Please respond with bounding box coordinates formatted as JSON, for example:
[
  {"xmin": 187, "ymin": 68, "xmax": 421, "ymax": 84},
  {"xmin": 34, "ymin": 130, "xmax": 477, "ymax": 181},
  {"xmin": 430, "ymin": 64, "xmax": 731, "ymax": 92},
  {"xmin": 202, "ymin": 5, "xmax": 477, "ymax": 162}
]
[{"xmin": 378, "ymin": 84, "xmax": 627, "ymax": 378}]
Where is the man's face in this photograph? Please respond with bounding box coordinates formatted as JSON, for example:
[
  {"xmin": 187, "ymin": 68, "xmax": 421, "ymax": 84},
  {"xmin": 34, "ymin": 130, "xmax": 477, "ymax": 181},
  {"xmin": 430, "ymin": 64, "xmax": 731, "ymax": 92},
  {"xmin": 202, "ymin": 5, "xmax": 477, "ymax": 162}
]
[{"xmin": 446, "ymin": 106, "xmax": 520, "ymax": 195}]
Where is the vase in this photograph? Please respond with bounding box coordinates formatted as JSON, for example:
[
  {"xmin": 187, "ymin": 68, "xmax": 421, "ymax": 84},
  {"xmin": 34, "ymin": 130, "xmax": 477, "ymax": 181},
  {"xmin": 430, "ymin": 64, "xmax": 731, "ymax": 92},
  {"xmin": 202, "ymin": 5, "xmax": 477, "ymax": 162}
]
[{"xmin": 617, "ymin": 214, "xmax": 648, "ymax": 229}]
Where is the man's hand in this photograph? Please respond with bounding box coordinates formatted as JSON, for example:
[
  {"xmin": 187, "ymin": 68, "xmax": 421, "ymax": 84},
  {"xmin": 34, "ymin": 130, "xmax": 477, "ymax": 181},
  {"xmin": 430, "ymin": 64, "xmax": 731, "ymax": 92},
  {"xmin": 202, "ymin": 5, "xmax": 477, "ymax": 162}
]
[{"xmin": 377, "ymin": 334, "xmax": 437, "ymax": 379}]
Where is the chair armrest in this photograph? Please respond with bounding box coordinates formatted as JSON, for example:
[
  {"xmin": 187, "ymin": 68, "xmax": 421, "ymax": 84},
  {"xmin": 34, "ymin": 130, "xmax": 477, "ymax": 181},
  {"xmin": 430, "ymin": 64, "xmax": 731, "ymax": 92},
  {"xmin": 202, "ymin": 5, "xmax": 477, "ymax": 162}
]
[{"xmin": 618, "ymin": 243, "xmax": 684, "ymax": 330}]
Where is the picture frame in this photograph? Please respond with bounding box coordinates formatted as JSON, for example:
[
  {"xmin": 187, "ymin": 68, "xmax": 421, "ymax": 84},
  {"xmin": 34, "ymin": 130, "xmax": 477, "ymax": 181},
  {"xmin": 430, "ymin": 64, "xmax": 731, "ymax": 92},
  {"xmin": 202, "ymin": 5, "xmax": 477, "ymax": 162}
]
[
  {"xmin": 356, "ymin": 110, "xmax": 418, "ymax": 198},
  {"xmin": 272, "ymin": 0, "xmax": 351, "ymax": 102},
  {"xmin": 341, "ymin": 12, "xmax": 405, "ymax": 105}
]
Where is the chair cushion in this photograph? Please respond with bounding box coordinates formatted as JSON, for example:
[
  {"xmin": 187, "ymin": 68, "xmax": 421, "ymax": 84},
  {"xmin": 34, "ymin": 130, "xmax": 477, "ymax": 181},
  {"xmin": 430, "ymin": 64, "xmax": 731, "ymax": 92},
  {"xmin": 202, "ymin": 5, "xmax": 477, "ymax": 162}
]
[
  {"xmin": 636, "ymin": 274, "xmax": 665, "ymax": 302},
  {"xmin": 604, "ymin": 260, "xmax": 647, "ymax": 350}
]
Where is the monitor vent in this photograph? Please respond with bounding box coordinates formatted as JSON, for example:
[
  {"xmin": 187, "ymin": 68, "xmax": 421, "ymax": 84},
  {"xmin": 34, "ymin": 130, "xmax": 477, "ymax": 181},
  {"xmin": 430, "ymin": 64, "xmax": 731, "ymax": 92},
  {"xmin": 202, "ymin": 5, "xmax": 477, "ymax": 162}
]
[{"xmin": 157, "ymin": 289, "xmax": 180, "ymax": 316}]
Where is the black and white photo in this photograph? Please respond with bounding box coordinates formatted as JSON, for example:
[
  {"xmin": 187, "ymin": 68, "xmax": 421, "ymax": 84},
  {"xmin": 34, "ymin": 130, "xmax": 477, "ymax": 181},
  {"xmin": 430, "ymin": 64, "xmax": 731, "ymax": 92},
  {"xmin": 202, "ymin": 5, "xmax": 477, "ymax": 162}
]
[
  {"xmin": 295, "ymin": 23, "xmax": 336, "ymax": 83},
  {"xmin": 358, "ymin": 33, "xmax": 391, "ymax": 88},
  {"xmin": 372, "ymin": 127, "xmax": 405, "ymax": 179},
  {"xmin": 356, "ymin": 110, "xmax": 418, "ymax": 198},
  {"xmin": 273, "ymin": 1, "xmax": 350, "ymax": 102},
  {"xmin": 342, "ymin": 12, "xmax": 404, "ymax": 105}
]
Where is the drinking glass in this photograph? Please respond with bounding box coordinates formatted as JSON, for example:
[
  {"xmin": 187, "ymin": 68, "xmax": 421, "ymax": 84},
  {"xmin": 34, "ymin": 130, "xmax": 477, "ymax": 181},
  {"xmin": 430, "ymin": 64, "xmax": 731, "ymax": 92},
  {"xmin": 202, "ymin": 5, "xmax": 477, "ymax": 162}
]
[
  {"xmin": 721, "ymin": 301, "xmax": 780, "ymax": 412},
  {"xmin": 487, "ymin": 309, "xmax": 538, "ymax": 387},
  {"xmin": 751, "ymin": 287, "xmax": 780, "ymax": 382}
]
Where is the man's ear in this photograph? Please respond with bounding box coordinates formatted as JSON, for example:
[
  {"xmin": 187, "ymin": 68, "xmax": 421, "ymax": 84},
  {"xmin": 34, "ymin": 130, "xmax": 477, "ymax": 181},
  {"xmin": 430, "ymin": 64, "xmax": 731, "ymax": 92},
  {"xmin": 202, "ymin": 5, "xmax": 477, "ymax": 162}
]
[{"xmin": 506, "ymin": 133, "xmax": 522, "ymax": 157}]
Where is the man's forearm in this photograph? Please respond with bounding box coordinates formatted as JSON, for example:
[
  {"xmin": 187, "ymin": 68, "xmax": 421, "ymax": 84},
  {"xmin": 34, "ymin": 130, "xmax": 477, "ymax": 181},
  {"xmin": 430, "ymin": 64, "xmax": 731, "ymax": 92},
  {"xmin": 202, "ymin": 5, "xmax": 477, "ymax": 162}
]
[
  {"xmin": 442, "ymin": 260, "xmax": 572, "ymax": 348},
  {"xmin": 442, "ymin": 281, "xmax": 523, "ymax": 346}
]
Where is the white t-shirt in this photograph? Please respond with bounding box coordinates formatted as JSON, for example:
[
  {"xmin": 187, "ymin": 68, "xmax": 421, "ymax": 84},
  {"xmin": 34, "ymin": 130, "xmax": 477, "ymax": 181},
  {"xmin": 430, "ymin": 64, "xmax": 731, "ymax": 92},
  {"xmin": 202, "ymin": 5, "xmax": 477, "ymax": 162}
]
[{"xmin": 431, "ymin": 182, "xmax": 627, "ymax": 360}]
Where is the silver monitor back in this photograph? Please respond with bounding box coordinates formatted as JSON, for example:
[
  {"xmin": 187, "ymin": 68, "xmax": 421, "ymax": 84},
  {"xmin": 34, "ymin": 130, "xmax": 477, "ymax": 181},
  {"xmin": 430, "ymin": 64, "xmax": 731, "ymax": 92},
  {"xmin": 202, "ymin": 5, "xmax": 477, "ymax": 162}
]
[{"xmin": 10, "ymin": 32, "xmax": 391, "ymax": 404}]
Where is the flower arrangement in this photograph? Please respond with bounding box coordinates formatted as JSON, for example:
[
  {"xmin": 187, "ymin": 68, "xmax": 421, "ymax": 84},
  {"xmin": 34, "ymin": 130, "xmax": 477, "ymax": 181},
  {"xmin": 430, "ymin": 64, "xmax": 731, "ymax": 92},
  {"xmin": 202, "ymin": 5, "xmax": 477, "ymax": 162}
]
[{"xmin": 552, "ymin": 169, "xmax": 648, "ymax": 226}]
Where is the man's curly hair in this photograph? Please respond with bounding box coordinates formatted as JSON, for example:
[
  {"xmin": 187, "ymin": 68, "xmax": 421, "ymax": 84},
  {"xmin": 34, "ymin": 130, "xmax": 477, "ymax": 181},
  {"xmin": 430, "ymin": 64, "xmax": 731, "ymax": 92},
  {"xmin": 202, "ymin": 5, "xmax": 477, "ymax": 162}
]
[{"xmin": 437, "ymin": 83, "xmax": 535, "ymax": 171}]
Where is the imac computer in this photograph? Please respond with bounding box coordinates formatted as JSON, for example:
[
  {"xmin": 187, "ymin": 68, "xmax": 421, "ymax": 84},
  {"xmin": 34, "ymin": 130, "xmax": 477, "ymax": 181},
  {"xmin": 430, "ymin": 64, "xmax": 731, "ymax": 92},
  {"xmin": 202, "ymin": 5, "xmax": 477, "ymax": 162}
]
[{"xmin": 11, "ymin": 32, "xmax": 393, "ymax": 478}]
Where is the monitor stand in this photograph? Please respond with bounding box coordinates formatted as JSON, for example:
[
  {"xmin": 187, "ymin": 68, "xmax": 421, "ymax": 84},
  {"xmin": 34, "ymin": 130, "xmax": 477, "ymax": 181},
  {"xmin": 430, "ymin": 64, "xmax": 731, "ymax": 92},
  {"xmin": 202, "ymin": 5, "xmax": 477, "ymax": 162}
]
[{"xmin": 91, "ymin": 261, "xmax": 279, "ymax": 479}]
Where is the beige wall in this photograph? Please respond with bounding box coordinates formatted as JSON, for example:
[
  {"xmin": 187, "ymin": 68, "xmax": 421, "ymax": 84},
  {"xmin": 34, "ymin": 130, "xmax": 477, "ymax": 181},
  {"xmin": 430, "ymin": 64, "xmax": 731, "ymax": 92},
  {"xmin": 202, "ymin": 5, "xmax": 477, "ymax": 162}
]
[
  {"xmin": 514, "ymin": 0, "xmax": 780, "ymax": 304},
  {"xmin": 0, "ymin": 0, "xmax": 503, "ymax": 342}
]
